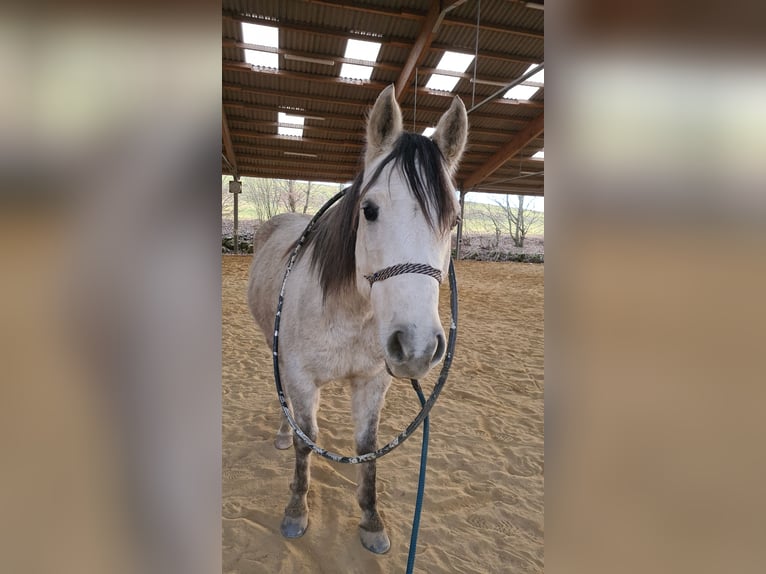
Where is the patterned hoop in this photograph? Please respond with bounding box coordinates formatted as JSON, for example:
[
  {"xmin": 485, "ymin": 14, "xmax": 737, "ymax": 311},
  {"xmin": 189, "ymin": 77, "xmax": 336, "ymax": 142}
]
[{"xmin": 272, "ymin": 188, "xmax": 458, "ymax": 464}]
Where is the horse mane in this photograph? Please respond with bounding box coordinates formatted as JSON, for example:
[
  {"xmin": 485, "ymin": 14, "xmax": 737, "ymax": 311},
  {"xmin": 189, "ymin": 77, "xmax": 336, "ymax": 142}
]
[{"xmin": 299, "ymin": 132, "xmax": 457, "ymax": 300}]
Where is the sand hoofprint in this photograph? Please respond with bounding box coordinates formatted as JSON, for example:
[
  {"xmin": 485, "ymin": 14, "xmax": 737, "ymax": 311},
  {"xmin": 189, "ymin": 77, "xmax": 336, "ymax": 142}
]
[{"xmin": 223, "ymin": 257, "xmax": 543, "ymax": 573}]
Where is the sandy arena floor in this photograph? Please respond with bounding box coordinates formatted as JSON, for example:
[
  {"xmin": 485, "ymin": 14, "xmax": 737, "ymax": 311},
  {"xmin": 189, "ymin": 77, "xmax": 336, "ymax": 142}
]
[{"xmin": 223, "ymin": 256, "xmax": 544, "ymax": 573}]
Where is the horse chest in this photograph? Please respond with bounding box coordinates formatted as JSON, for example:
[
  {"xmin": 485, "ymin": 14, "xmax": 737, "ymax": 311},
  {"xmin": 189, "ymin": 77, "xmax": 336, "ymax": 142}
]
[{"xmin": 293, "ymin": 315, "xmax": 383, "ymax": 383}]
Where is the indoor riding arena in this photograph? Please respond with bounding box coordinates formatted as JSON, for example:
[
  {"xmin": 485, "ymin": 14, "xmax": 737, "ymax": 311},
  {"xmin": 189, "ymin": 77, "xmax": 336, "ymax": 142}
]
[{"xmin": 222, "ymin": 1, "xmax": 544, "ymax": 572}]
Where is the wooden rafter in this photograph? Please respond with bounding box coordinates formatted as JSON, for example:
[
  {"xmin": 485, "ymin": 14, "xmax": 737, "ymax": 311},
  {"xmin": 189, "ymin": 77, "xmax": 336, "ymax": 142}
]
[
  {"xmin": 442, "ymin": 16, "xmax": 543, "ymax": 39},
  {"xmin": 394, "ymin": 0, "xmax": 442, "ymax": 101},
  {"xmin": 302, "ymin": 0, "xmax": 422, "ymax": 20},
  {"xmin": 463, "ymin": 113, "xmax": 544, "ymax": 189},
  {"xmin": 394, "ymin": 1, "xmax": 469, "ymax": 101},
  {"xmin": 222, "ymin": 75, "xmax": 543, "ymax": 108},
  {"xmin": 221, "ymin": 106, "xmax": 238, "ymax": 177},
  {"xmin": 223, "ymin": 89, "xmax": 541, "ymax": 119},
  {"xmin": 227, "ymin": 99, "xmax": 515, "ymax": 126},
  {"xmin": 231, "ymin": 129, "xmax": 509, "ymax": 152},
  {"xmin": 230, "ymin": 130, "xmax": 364, "ymax": 149},
  {"xmin": 235, "ymin": 166, "xmax": 356, "ymax": 180},
  {"xmin": 226, "ymin": 115, "xmax": 530, "ymax": 137}
]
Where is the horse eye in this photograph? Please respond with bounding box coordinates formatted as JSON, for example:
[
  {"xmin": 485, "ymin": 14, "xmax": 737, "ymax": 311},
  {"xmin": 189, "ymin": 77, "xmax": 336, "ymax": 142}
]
[{"xmin": 362, "ymin": 203, "xmax": 379, "ymax": 222}]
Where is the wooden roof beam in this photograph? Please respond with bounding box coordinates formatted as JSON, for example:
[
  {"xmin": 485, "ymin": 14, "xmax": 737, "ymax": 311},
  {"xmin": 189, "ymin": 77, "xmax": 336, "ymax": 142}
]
[
  {"xmin": 300, "ymin": 0, "xmax": 423, "ymax": 20},
  {"xmin": 276, "ymin": 2, "xmax": 543, "ymax": 40},
  {"xmin": 229, "ymin": 130, "xmax": 364, "ymax": 149},
  {"xmin": 396, "ymin": 0, "xmax": 440, "ymax": 101},
  {"xmin": 226, "ymin": 114, "xmax": 530, "ymax": 137},
  {"xmin": 223, "ymin": 75, "xmax": 543, "ymax": 108},
  {"xmin": 223, "ymin": 89, "xmax": 540, "ymax": 120},
  {"xmin": 222, "ymin": 106, "xmax": 238, "ymax": 178},
  {"xmin": 468, "ymin": 187, "xmax": 544, "ymax": 196},
  {"xmin": 442, "ymin": 16, "xmax": 543, "ymax": 40},
  {"xmin": 235, "ymin": 167, "xmax": 356, "ymax": 181},
  {"xmin": 463, "ymin": 113, "xmax": 544, "ymax": 189},
  {"xmin": 394, "ymin": 0, "xmax": 468, "ymax": 101}
]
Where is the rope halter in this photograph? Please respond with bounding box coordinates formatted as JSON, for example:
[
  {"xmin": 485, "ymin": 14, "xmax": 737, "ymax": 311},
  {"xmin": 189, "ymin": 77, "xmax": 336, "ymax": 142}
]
[{"xmin": 364, "ymin": 263, "xmax": 443, "ymax": 286}]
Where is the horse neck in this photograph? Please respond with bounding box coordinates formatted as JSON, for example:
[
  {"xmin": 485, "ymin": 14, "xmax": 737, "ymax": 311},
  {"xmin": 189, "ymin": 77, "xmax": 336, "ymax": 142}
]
[{"xmin": 323, "ymin": 277, "xmax": 372, "ymax": 320}]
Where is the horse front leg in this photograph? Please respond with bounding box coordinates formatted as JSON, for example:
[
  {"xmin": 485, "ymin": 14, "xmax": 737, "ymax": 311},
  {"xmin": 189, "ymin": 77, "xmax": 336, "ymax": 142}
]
[
  {"xmin": 352, "ymin": 373, "xmax": 391, "ymax": 554},
  {"xmin": 274, "ymin": 396, "xmax": 294, "ymax": 450},
  {"xmin": 280, "ymin": 386, "xmax": 319, "ymax": 539}
]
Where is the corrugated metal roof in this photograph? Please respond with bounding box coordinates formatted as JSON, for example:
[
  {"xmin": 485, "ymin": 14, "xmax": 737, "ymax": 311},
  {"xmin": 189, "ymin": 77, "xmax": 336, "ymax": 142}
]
[{"xmin": 222, "ymin": 0, "xmax": 544, "ymax": 195}]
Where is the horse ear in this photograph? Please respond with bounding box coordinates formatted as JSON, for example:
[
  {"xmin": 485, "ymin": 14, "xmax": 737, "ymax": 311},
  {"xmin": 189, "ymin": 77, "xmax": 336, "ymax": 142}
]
[
  {"xmin": 433, "ymin": 96, "xmax": 468, "ymax": 173},
  {"xmin": 366, "ymin": 84, "xmax": 402, "ymax": 165}
]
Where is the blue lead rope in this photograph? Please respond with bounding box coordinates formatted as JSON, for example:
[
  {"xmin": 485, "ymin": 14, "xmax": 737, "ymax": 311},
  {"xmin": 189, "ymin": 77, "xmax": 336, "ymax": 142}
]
[{"xmin": 406, "ymin": 379, "xmax": 429, "ymax": 574}]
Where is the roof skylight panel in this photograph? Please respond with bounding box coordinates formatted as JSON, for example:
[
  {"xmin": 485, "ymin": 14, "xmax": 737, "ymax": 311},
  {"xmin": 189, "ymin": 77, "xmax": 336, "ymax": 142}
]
[
  {"xmin": 278, "ymin": 112, "xmax": 304, "ymax": 137},
  {"xmin": 339, "ymin": 38, "xmax": 381, "ymax": 81},
  {"xmin": 245, "ymin": 50, "xmax": 278, "ymax": 69},
  {"xmin": 503, "ymin": 84, "xmax": 540, "ymax": 101},
  {"xmin": 425, "ymin": 74, "xmax": 461, "ymax": 92},
  {"xmin": 525, "ymin": 64, "xmax": 544, "ymax": 85},
  {"xmin": 339, "ymin": 63, "xmax": 375, "ymax": 81},
  {"xmin": 436, "ymin": 52, "xmax": 475, "ymax": 73},
  {"xmin": 241, "ymin": 23, "xmax": 278, "ymax": 47},
  {"xmin": 425, "ymin": 51, "xmax": 474, "ymax": 92},
  {"xmin": 344, "ymin": 39, "xmax": 381, "ymax": 62},
  {"xmin": 503, "ymin": 63, "xmax": 544, "ymax": 100},
  {"xmin": 241, "ymin": 23, "xmax": 279, "ymax": 69}
]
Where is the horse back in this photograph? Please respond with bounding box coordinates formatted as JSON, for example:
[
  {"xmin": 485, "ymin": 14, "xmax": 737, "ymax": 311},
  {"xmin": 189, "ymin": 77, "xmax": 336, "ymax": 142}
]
[{"xmin": 247, "ymin": 214, "xmax": 311, "ymax": 344}]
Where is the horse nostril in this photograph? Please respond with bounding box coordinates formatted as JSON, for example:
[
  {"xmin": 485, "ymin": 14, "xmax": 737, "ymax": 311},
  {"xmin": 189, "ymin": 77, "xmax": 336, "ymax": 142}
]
[
  {"xmin": 432, "ymin": 333, "xmax": 445, "ymax": 364},
  {"xmin": 387, "ymin": 330, "xmax": 405, "ymax": 362}
]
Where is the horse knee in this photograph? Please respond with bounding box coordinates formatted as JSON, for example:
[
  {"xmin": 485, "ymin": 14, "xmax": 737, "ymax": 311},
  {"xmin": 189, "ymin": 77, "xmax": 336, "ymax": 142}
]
[{"xmin": 294, "ymin": 437, "xmax": 313, "ymax": 457}]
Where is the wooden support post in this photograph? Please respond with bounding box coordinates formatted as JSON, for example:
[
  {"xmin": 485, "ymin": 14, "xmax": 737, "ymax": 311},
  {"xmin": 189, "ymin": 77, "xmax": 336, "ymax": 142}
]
[
  {"xmin": 229, "ymin": 178, "xmax": 242, "ymax": 254},
  {"xmin": 456, "ymin": 190, "xmax": 466, "ymax": 260}
]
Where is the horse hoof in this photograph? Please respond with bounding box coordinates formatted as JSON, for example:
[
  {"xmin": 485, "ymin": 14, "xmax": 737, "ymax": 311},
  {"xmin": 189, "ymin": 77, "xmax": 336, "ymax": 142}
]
[
  {"xmin": 274, "ymin": 433, "xmax": 293, "ymax": 450},
  {"xmin": 280, "ymin": 514, "xmax": 308, "ymax": 538},
  {"xmin": 360, "ymin": 528, "xmax": 391, "ymax": 554}
]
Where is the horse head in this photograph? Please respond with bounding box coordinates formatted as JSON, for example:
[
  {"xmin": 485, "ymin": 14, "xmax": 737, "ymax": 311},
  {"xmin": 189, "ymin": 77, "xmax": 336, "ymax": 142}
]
[{"xmin": 356, "ymin": 85, "xmax": 467, "ymax": 380}]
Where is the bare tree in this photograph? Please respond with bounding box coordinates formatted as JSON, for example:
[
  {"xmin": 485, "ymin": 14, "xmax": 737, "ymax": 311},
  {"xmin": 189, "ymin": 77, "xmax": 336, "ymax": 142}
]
[
  {"xmin": 277, "ymin": 179, "xmax": 313, "ymax": 214},
  {"xmin": 221, "ymin": 176, "xmax": 234, "ymax": 217},
  {"xmin": 494, "ymin": 194, "xmax": 543, "ymax": 248},
  {"xmin": 482, "ymin": 203, "xmax": 504, "ymax": 248},
  {"xmin": 243, "ymin": 178, "xmax": 281, "ymax": 222},
  {"xmin": 279, "ymin": 179, "xmax": 299, "ymax": 213},
  {"xmin": 237, "ymin": 178, "xmax": 318, "ymax": 221},
  {"xmin": 302, "ymin": 181, "xmax": 312, "ymax": 214}
]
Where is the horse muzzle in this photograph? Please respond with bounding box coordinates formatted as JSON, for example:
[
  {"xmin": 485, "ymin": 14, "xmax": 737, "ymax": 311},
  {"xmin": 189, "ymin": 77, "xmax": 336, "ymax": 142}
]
[{"xmin": 384, "ymin": 326, "xmax": 446, "ymax": 379}]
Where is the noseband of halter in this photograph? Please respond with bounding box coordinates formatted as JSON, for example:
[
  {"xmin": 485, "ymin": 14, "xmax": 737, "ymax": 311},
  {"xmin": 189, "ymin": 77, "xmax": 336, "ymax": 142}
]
[{"xmin": 364, "ymin": 263, "xmax": 443, "ymax": 286}]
